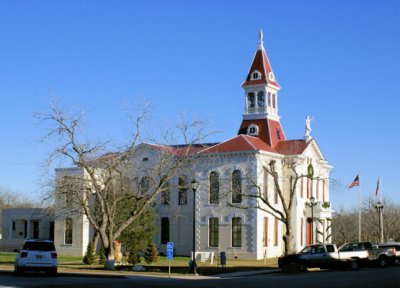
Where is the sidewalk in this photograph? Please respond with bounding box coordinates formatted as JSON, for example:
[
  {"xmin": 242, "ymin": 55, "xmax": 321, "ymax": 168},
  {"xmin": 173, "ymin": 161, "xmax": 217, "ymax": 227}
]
[{"xmin": 0, "ymin": 264, "xmax": 280, "ymax": 279}]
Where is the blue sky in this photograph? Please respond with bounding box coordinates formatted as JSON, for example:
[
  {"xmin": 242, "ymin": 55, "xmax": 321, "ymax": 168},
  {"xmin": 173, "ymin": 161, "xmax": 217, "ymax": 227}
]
[{"xmin": 0, "ymin": 0, "xmax": 399, "ymax": 209}]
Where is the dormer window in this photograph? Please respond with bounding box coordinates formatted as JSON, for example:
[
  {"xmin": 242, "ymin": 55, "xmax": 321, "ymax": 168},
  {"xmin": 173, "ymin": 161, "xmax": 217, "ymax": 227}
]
[
  {"xmin": 268, "ymin": 72, "xmax": 275, "ymax": 81},
  {"xmin": 247, "ymin": 124, "xmax": 259, "ymax": 136},
  {"xmin": 250, "ymin": 70, "xmax": 261, "ymax": 80}
]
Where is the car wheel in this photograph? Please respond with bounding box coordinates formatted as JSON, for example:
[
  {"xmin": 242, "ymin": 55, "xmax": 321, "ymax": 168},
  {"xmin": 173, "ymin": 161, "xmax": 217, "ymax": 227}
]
[
  {"xmin": 298, "ymin": 262, "xmax": 307, "ymax": 272},
  {"xmin": 349, "ymin": 259, "xmax": 360, "ymax": 271},
  {"xmin": 47, "ymin": 268, "xmax": 58, "ymax": 277},
  {"xmin": 14, "ymin": 266, "xmax": 23, "ymax": 276},
  {"xmin": 378, "ymin": 256, "xmax": 387, "ymax": 268}
]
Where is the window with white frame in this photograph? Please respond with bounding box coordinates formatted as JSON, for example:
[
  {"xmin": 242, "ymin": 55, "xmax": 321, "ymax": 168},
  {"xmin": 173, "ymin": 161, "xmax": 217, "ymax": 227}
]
[
  {"xmin": 247, "ymin": 124, "xmax": 259, "ymax": 136},
  {"xmin": 232, "ymin": 217, "xmax": 242, "ymax": 247},
  {"xmin": 232, "ymin": 170, "xmax": 242, "ymax": 203},
  {"xmin": 178, "ymin": 176, "xmax": 188, "ymax": 205},
  {"xmin": 209, "ymin": 171, "xmax": 219, "ymax": 204},
  {"xmin": 64, "ymin": 218, "xmax": 73, "ymax": 245},
  {"xmin": 209, "ymin": 218, "xmax": 219, "ymax": 247}
]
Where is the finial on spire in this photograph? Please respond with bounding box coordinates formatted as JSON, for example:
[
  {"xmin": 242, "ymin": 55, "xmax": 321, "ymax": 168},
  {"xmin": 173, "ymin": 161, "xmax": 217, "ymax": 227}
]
[{"xmin": 258, "ymin": 29, "xmax": 264, "ymax": 50}]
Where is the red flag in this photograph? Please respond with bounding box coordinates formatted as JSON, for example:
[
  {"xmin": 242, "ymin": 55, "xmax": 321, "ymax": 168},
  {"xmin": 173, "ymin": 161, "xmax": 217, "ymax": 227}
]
[
  {"xmin": 349, "ymin": 175, "xmax": 360, "ymax": 188},
  {"xmin": 375, "ymin": 178, "xmax": 380, "ymax": 197}
]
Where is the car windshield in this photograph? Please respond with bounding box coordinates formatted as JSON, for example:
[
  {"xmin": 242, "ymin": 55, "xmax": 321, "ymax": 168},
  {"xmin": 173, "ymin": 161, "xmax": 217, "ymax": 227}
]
[
  {"xmin": 299, "ymin": 246, "xmax": 313, "ymax": 253},
  {"xmin": 22, "ymin": 242, "xmax": 55, "ymax": 251},
  {"xmin": 379, "ymin": 245, "xmax": 400, "ymax": 251}
]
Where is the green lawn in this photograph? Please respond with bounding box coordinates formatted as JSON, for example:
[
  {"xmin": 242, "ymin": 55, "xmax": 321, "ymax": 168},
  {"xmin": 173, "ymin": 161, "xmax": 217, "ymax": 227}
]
[
  {"xmin": 0, "ymin": 253, "xmax": 278, "ymax": 275},
  {"xmin": 0, "ymin": 252, "xmax": 84, "ymax": 265}
]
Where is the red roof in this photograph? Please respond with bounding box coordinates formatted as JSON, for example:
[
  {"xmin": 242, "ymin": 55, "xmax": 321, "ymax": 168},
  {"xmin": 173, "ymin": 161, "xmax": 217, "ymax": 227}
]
[
  {"xmin": 275, "ymin": 140, "xmax": 310, "ymax": 155},
  {"xmin": 146, "ymin": 138, "xmax": 314, "ymax": 157},
  {"xmin": 146, "ymin": 143, "xmax": 218, "ymax": 157},
  {"xmin": 200, "ymin": 135, "xmax": 277, "ymax": 154},
  {"xmin": 242, "ymin": 47, "xmax": 280, "ymax": 88},
  {"xmin": 238, "ymin": 118, "xmax": 285, "ymax": 147}
]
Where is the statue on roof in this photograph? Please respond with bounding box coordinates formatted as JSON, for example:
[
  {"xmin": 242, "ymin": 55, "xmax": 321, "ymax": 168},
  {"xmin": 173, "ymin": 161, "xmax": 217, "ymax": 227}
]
[{"xmin": 304, "ymin": 115, "xmax": 312, "ymax": 141}]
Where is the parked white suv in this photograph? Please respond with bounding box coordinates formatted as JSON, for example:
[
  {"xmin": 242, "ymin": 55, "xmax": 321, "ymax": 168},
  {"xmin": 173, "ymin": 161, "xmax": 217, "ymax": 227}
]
[{"xmin": 14, "ymin": 239, "xmax": 58, "ymax": 275}]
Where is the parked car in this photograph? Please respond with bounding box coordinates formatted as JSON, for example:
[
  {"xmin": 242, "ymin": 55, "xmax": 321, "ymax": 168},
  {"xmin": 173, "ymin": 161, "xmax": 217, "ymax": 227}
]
[
  {"xmin": 278, "ymin": 244, "xmax": 360, "ymax": 272},
  {"xmin": 339, "ymin": 241, "xmax": 396, "ymax": 268},
  {"xmin": 337, "ymin": 242, "xmax": 371, "ymax": 266},
  {"xmin": 14, "ymin": 239, "xmax": 58, "ymax": 276},
  {"xmin": 376, "ymin": 242, "xmax": 400, "ymax": 266}
]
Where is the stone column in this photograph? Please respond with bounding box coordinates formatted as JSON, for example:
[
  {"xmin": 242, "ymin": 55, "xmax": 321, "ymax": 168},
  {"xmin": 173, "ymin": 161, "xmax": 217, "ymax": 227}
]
[
  {"xmin": 9, "ymin": 219, "xmax": 13, "ymax": 239},
  {"xmin": 26, "ymin": 219, "xmax": 31, "ymax": 239}
]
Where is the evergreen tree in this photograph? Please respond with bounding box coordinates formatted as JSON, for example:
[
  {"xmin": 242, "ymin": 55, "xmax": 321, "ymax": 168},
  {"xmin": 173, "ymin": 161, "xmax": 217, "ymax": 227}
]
[
  {"xmin": 83, "ymin": 242, "xmax": 96, "ymax": 264},
  {"xmin": 127, "ymin": 249, "xmax": 141, "ymax": 265},
  {"xmin": 144, "ymin": 242, "xmax": 158, "ymax": 264},
  {"xmin": 98, "ymin": 245, "xmax": 106, "ymax": 265},
  {"xmin": 120, "ymin": 207, "xmax": 156, "ymax": 265}
]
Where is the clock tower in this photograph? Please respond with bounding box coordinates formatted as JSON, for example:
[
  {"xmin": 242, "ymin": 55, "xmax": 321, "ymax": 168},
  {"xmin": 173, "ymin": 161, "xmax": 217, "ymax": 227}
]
[{"xmin": 238, "ymin": 31, "xmax": 285, "ymax": 147}]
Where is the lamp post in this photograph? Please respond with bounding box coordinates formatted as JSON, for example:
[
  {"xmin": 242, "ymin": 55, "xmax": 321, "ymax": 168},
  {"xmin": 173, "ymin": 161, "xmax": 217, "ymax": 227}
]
[
  {"xmin": 189, "ymin": 179, "xmax": 199, "ymax": 275},
  {"xmin": 374, "ymin": 202, "xmax": 384, "ymax": 243},
  {"xmin": 306, "ymin": 196, "xmax": 317, "ymax": 244}
]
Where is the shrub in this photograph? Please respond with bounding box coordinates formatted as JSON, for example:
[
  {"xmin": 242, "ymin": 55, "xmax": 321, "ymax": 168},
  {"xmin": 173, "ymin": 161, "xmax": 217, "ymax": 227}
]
[
  {"xmin": 144, "ymin": 242, "xmax": 158, "ymax": 264},
  {"xmin": 127, "ymin": 249, "xmax": 141, "ymax": 265},
  {"xmin": 83, "ymin": 242, "xmax": 96, "ymax": 265},
  {"xmin": 98, "ymin": 245, "xmax": 106, "ymax": 265}
]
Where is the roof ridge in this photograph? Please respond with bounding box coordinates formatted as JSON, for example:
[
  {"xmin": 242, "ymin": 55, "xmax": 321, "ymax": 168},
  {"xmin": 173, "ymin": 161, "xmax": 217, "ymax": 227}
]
[
  {"xmin": 241, "ymin": 134, "xmax": 258, "ymax": 150},
  {"xmin": 198, "ymin": 135, "xmax": 242, "ymax": 153}
]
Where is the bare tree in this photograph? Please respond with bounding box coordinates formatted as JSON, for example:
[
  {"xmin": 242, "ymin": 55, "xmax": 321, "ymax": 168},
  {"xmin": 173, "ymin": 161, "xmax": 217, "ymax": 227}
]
[
  {"xmin": 331, "ymin": 208, "xmax": 358, "ymax": 246},
  {"xmin": 332, "ymin": 197, "xmax": 400, "ymax": 244},
  {"xmin": 247, "ymin": 157, "xmax": 307, "ymax": 255},
  {"xmin": 38, "ymin": 104, "xmax": 208, "ymax": 269},
  {"xmin": 0, "ymin": 187, "xmax": 38, "ymax": 235},
  {"xmin": 230, "ymin": 150, "xmax": 330, "ymax": 256}
]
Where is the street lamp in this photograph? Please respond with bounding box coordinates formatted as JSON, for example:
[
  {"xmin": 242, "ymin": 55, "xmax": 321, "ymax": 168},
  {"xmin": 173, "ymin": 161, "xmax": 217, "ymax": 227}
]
[
  {"xmin": 374, "ymin": 202, "xmax": 384, "ymax": 243},
  {"xmin": 189, "ymin": 179, "xmax": 199, "ymax": 275},
  {"xmin": 306, "ymin": 196, "xmax": 317, "ymax": 244}
]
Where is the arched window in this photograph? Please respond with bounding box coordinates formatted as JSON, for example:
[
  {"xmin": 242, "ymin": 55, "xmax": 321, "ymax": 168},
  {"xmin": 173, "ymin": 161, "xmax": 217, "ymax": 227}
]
[
  {"xmin": 140, "ymin": 176, "xmax": 151, "ymax": 196},
  {"xmin": 232, "ymin": 170, "xmax": 242, "ymax": 203},
  {"xmin": 247, "ymin": 93, "xmax": 255, "ymax": 108},
  {"xmin": 160, "ymin": 176, "xmax": 170, "ymax": 205},
  {"xmin": 247, "ymin": 124, "xmax": 259, "ymax": 136},
  {"xmin": 268, "ymin": 92, "xmax": 271, "ymax": 107},
  {"xmin": 178, "ymin": 175, "xmax": 188, "ymax": 205},
  {"xmin": 209, "ymin": 171, "xmax": 219, "ymax": 204},
  {"xmin": 272, "ymin": 94, "xmax": 276, "ymax": 108},
  {"xmin": 257, "ymin": 91, "xmax": 265, "ymax": 107}
]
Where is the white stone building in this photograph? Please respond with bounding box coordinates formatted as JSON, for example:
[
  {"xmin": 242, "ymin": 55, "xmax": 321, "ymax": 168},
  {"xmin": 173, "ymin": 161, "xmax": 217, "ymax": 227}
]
[
  {"xmin": 53, "ymin": 32, "xmax": 333, "ymax": 258},
  {"xmin": 0, "ymin": 208, "xmax": 54, "ymax": 252}
]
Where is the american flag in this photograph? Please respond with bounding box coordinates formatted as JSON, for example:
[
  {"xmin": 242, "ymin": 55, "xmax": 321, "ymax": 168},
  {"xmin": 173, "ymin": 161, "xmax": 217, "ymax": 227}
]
[
  {"xmin": 349, "ymin": 175, "xmax": 360, "ymax": 188},
  {"xmin": 375, "ymin": 178, "xmax": 380, "ymax": 196}
]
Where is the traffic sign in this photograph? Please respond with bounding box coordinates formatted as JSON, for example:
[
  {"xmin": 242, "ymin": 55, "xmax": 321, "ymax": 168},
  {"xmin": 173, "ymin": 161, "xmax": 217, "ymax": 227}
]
[{"xmin": 166, "ymin": 242, "xmax": 174, "ymax": 261}]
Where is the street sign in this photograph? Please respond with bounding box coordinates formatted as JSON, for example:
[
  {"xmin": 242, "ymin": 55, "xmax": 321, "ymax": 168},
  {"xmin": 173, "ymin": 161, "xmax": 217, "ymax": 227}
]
[{"xmin": 166, "ymin": 242, "xmax": 174, "ymax": 261}]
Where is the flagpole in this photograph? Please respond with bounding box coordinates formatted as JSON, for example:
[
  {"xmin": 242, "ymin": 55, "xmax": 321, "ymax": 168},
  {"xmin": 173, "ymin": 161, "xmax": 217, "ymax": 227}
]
[
  {"xmin": 358, "ymin": 185, "xmax": 362, "ymax": 241},
  {"xmin": 379, "ymin": 178, "xmax": 383, "ymax": 242}
]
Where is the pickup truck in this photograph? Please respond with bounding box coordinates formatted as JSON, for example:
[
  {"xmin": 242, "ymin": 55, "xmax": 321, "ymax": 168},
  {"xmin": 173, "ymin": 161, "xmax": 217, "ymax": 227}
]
[
  {"xmin": 278, "ymin": 242, "xmax": 393, "ymax": 272},
  {"xmin": 339, "ymin": 241, "xmax": 397, "ymax": 268},
  {"xmin": 376, "ymin": 242, "xmax": 400, "ymax": 266}
]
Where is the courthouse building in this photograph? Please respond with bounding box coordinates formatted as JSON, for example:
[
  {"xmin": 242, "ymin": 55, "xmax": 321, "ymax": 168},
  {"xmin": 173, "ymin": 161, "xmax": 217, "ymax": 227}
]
[{"xmin": 54, "ymin": 32, "xmax": 333, "ymax": 258}]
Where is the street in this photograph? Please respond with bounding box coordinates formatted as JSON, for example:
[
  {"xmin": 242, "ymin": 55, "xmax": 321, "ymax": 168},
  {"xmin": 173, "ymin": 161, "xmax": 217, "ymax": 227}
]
[{"xmin": 0, "ymin": 266, "xmax": 398, "ymax": 288}]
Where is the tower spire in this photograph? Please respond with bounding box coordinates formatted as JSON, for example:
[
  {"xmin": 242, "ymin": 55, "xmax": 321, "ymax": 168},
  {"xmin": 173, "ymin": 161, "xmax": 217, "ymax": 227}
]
[{"xmin": 238, "ymin": 31, "xmax": 285, "ymax": 147}]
